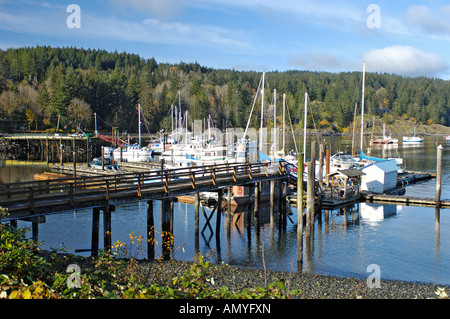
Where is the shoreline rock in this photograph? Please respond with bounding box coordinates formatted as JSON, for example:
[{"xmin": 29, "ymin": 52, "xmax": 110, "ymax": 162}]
[{"xmin": 136, "ymin": 259, "xmax": 448, "ymax": 299}]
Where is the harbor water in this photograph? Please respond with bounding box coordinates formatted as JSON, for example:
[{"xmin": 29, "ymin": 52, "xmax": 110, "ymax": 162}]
[{"xmin": 1, "ymin": 135, "xmax": 450, "ymax": 286}]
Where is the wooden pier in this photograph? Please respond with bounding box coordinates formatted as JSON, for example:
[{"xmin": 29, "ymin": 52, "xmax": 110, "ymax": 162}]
[{"xmin": 0, "ymin": 161, "xmax": 291, "ymax": 258}]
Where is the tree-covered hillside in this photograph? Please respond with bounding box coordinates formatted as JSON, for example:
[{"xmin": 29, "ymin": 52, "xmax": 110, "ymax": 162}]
[{"xmin": 0, "ymin": 46, "xmax": 449, "ymax": 134}]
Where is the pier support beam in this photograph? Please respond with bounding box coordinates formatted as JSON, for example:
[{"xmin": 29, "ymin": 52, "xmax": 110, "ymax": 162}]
[
  {"xmin": 195, "ymin": 192, "xmax": 200, "ymax": 253},
  {"xmin": 306, "ymin": 160, "xmax": 315, "ymax": 238},
  {"xmin": 103, "ymin": 205, "xmax": 114, "ymax": 252},
  {"xmin": 91, "ymin": 207, "xmax": 100, "ymax": 256},
  {"xmin": 161, "ymin": 197, "xmax": 173, "ymax": 260},
  {"xmin": 147, "ymin": 200, "xmax": 155, "ymax": 260},
  {"xmin": 436, "ymin": 144, "xmax": 443, "ymax": 205},
  {"xmin": 270, "ymin": 180, "xmax": 275, "ymax": 224},
  {"xmin": 216, "ymin": 189, "xmax": 223, "ymax": 237}
]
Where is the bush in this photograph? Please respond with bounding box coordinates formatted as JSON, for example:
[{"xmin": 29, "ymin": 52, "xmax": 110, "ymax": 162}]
[{"xmin": 0, "ymin": 206, "xmax": 301, "ymax": 299}]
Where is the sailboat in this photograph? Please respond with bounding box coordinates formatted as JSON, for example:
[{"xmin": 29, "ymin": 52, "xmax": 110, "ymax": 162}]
[
  {"xmin": 113, "ymin": 104, "xmax": 154, "ymax": 162},
  {"xmin": 402, "ymin": 127, "xmax": 423, "ymax": 143}
]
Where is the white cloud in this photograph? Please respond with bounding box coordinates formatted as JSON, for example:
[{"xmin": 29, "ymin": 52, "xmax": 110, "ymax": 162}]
[
  {"xmin": 405, "ymin": 5, "xmax": 450, "ymax": 35},
  {"xmin": 363, "ymin": 45, "xmax": 448, "ymax": 77}
]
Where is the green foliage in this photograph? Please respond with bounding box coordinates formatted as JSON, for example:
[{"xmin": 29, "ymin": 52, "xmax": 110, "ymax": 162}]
[
  {"xmin": 0, "ymin": 212, "xmax": 301, "ymax": 299},
  {"xmin": 1, "ymin": 46, "xmax": 448, "ymax": 134}
]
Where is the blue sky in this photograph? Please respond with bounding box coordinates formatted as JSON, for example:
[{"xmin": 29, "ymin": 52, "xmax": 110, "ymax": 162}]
[{"xmin": 1, "ymin": 0, "xmax": 450, "ymax": 79}]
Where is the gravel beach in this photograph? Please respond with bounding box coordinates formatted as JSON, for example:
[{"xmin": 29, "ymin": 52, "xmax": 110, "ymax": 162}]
[{"xmin": 137, "ymin": 259, "xmax": 449, "ymax": 299}]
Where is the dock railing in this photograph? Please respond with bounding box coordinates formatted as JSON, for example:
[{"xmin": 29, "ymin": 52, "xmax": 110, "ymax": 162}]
[{"xmin": 0, "ymin": 161, "xmax": 287, "ymax": 220}]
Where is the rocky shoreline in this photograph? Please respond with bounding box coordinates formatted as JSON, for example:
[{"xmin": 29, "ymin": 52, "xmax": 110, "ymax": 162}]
[{"xmin": 137, "ymin": 259, "xmax": 448, "ymax": 299}]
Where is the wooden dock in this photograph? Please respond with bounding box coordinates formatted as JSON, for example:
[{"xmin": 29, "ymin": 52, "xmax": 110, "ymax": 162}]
[
  {"xmin": 361, "ymin": 191, "xmax": 450, "ymax": 208},
  {"xmin": 0, "ymin": 161, "xmax": 288, "ymax": 220}
]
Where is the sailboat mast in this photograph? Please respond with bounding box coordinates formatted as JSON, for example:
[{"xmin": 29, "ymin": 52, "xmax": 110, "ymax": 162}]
[
  {"xmin": 171, "ymin": 104, "xmax": 174, "ymax": 134},
  {"xmin": 260, "ymin": 72, "xmax": 265, "ymax": 154},
  {"xmin": 360, "ymin": 61, "xmax": 366, "ymax": 152},
  {"xmin": 138, "ymin": 104, "xmax": 141, "ymax": 146},
  {"xmin": 283, "ymin": 93, "xmax": 286, "ymax": 155},
  {"xmin": 273, "ymin": 89, "xmax": 277, "ymax": 157},
  {"xmin": 303, "ymin": 92, "xmax": 308, "ymax": 163}
]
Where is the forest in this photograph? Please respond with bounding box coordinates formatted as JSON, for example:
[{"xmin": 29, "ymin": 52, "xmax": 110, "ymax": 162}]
[{"xmin": 0, "ymin": 46, "xmax": 449, "ymax": 135}]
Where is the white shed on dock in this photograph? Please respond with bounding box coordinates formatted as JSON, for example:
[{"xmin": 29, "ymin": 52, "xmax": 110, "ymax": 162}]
[{"xmin": 361, "ymin": 160, "xmax": 399, "ymax": 193}]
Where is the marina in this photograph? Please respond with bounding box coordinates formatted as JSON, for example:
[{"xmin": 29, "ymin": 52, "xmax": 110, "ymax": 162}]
[{"xmin": 1, "ymin": 134, "xmax": 449, "ymax": 286}]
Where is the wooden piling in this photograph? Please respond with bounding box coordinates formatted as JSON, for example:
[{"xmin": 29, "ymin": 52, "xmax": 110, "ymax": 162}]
[
  {"xmin": 319, "ymin": 144, "xmax": 324, "ymax": 186},
  {"xmin": 270, "ymin": 180, "xmax": 275, "ymax": 224},
  {"xmin": 297, "ymin": 153, "xmax": 304, "ymax": 268},
  {"xmin": 436, "ymin": 144, "xmax": 443, "ymax": 205},
  {"xmin": 306, "ymin": 161, "xmax": 315, "ymax": 237},
  {"xmin": 326, "ymin": 148, "xmax": 330, "ymax": 186},
  {"xmin": 248, "ymin": 185, "xmax": 254, "ymax": 228},
  {"xmin": 226, "ymin": 186, "xmax": 231, "ymax": 216},
  {"xmin": 254, "ymin": 183, "xmax": 260, "ymax": 228},
  {"xmin": 32, "ymin": 221, "xmax": 38, "ymax": 243},
  {"xmin": 194, "ymin": 192, "xmax": 200, "ymax": 253},
  {"xmin": 91, "ymin": 207, "xmax": 100, "ymax": 256},
  {"xmin": 216, "ymin": 188, "xmax": 222, "ymax": 237},
  {"xmin": 161, "ymin": 197, "xmax": 172, "ymax": 260},
  {"xmin": 103, "ymin": 205, "xmax": 113, "ymax": 251},
  {"xmin": 147, "ymin": 200, "xmax": 155, "ymax": 260}
]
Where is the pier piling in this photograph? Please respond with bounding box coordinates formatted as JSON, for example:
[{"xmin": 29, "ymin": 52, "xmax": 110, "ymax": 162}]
[
  {"xmin": 436, "ymin": 144, "xmax": 443, "ymax": 206},
  {"xmin": 91, "ymin": 207, "xmax": 100, "ymax": 256},
  {"xmin": 147, "ymin": 200, "xmax": 155, "ymax": 260},
  {"xmin": 297, "ymin": 153, "xmax": 304, "ymax": 270}
]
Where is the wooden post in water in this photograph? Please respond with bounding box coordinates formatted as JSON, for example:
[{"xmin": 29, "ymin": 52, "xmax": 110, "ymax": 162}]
[
  {"xmin": 60, "ymin": 143, "xmax": 63, "ymax": 172},
  {"xmin": 101, "ymin": 146, "xmax": 105, "ymax": 170},
  {"xmin": 436, "ymin": 144, "xmax": 443, "ymax": 205},
  {"xmin": 247, "ymin": 185, "xmax": 254, "ymax": 228},
  {"xmin": 147, "ymin": 200, "xmax": 155, "ymax": 260},
  {"xmin": 227, "ymin": 186, "xmax": 231, "ymax": 216},
  {"xmin": 326, "ymin": 148, "xmax": 330, "ymax": 186},
  {"xmin": 161, "ymin": 197, "xmax": 172, "ymax": 260},
  {"xmin": 86, "ymin": 138, "xmax": 90, "ymax": 166},
  {"xmin": 282, "ymin": 181, "xmax": 288, "ymax": 229},
  {"xmin": 103, "ymin": 205, "xmax": 114, "ymax": 251},
  {"xmin": 308, "ymin": 141, "xmax": 316, "ymax": 234},
  {"xmin": 32, "ymin": 221, "xmax": 39, "ymax": 243},
  {"xmin": 306, "ymin": 161, "xmax": 315, "ymax": 237},
  {"xmin": 254, "ymin": 183, "xmax": 260, "ymax": 229},
  {"xmin": 46, "ymin": 137, "xmax": 49, "ymax": 167},
  {"xmin": 194, "ymin": 192, "xmax": 200, "ymax": 253},
  {"xmin": 270, "ymin": 180, "xmax": 275, "ymax": 224},
  {"xmin": 319, "ymin": 144, "xmax": 324, "ymax": 186},
  {"xmin": 91, "ymin": 207, "xmax": 100, "ymax": 256},
  {"xmin": 216, "ymin": 188, "xmax": 223, "ymax": 240},
  {"xmin": 297, "ymin": 153, "xmax": 304, "ymax": 269},
  {"xmin": 73, "ymin": 151, "xmax": 77, "ymax": 186}
]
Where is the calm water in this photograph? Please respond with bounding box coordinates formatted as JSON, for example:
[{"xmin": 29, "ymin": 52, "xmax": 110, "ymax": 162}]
[{"xmin": 2, "ymin": 135, "xmax": 450, "ymax": 286}]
